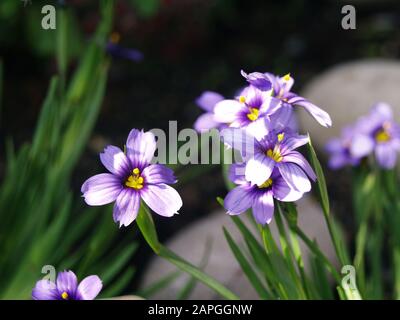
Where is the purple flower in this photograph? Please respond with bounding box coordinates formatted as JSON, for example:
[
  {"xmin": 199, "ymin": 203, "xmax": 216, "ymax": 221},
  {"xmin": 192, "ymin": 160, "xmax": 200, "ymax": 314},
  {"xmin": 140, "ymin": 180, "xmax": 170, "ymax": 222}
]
[
  {"xmin": 106, "ymin": 32, "xmax": 143, "ymax": 62},
  {"xmin": 32, "ymin": 270, "xmax": 102, "ymax": 300},
  {"xmin": 194, "ymin": 91, "xmax": 224, "ymax": 132},
  {"xmin": 214, "ymin": 85, "xmax": 280, "ymax": 139},
  {"xmin": 326, "ymin": 103, "xmax": 400, "ymax": 170},
  {"xmin": 224, "ymin": 164, "xmax": 304, "ymax": 224},
  {"xmin": 81, "ymin": 129, "xmax": 183, "ymax": 227},
  {"xmin": 352, "ymin": 103, "xmax": 400, "ymax": 169},
  {"xmin": 222, "ymin": 128, "xmax": 316, "ymax": 193},
  {"xmin": 106, "ymin": 43, "xmax": 144, "ymax": 62},
  {"xmin": 252, "ymin": 72, "xmax": 332, "ymax": 128},
  {"xmin": 241, "ymin": 70, "xmax": 272, "ymax": 91},
  {"xmin": 325, "ymin": 126, "xmax": 364, "ymax": 169}
]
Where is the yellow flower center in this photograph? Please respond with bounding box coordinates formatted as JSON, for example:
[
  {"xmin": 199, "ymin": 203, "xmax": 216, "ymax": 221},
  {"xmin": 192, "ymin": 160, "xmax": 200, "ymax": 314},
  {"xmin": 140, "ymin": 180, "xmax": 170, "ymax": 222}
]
[
  {"xmin": 247, "ymin": 108, "xmax": 259, "ymax": 121},
  {"xmin": 61, "ymin": 292, "xmax": 69, "ymax": 300},
  {"xmin": 375, "ymin": 130, "xmax": 390, "ymax": 143},
  {"xmin": 277, "ymin": 132, "xmax": 285, "ymax": 142},
  {"xmin": 266, "ymin": 147, "xmax": 283, "ymax": 162},
  {"xmin": 259, "ymin": 178, "xmax": 273, "ymax": 189},
  {"xmin": 282, "ymin": 73, "xmax": 291, "ymax": 82},
  {"xmin": 125, "ymin": 167, "xmax": 144, "ymax": 190},
  {"xmin": 239, "ymin": 95, "xmax": 246, "ymax": 103}
]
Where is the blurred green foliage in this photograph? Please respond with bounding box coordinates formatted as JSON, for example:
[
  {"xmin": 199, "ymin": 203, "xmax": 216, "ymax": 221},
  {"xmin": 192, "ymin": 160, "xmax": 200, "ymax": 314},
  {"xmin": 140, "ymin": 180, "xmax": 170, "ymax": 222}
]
[{"xmin": 0, "ymin": 0, "xmax": 137, "ymax": 299}]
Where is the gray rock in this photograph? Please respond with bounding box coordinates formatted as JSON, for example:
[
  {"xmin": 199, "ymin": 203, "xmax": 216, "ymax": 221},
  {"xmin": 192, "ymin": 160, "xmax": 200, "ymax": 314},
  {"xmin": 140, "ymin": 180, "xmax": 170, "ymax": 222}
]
[
  {"xmin": 298, "ymin": 59, "xmax": 400, "ymax": 150},
  {"xmin": 140, "ymin": 195, "xmax": 337, "ymax": 299}
]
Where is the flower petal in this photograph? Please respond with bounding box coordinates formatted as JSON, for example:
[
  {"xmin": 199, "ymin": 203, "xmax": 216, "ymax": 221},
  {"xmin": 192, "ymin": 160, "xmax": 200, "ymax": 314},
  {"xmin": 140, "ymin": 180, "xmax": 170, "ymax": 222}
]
[
  {"xmin": 196, "ymin": 91, "xmax": 224, "ymax": 112},
  {"xmin": 252, "ymin": 191, "xmax": 274, "ymax": 225},
  {"xmin": 113, "ymin": 189, "xmax": 140, "ymax": 227},
  {"xmin": 375, "ymin": 143, "xmax": 398, "ymax": 169},
  {"xmin": 224, "ymin": 185, "xmax": 255, "ymax": 215},
  {"xmin": 142, "ymin": 164, "xmax": 177, "ymax": 185},
  {"xmin": 126, "ymin": 129, "xmax": 157, "ymax": 167},
  {"xmin": 213, "ymin": 100, "xmax": 244, "ymax": 123},
  {"xmin": 57, "ymin": 271, "xmax": 78, "ymax": 297},
  {"xmin": 278, "ymin": 162, "xmax": 311, "ymax": 193},
  {"xmin": 288, "ymin": 95, "xmax": 332, "ymax": 127},
  {"xmin": 228, "ymin": 163, "xmax": 247, "ymax": 185},
  {"xmin": 245, "ymin": 153, "xmax": 275, "ymax": 186},
  {"xmin": 141, "ymin": 184, "xmax": 182, "ymax": 217},
  {"xmin": 76, "ymin": 275, "xmax": 102, "ymax": 300},
  {"xmin": 272, "ymin": 175, "xmax": 303, "ymax": 202},
  {"xmin": 280, "ymin": 134, "xmax": 309, "ymax": 153},
  {"xmin": 194, "ymin": 112, "xmax": 220, "ymax": 132},
  {"xmin": 81, "ymin": 173, "xmax": 122, "ymax": 206},
  {"xmin": 100, "ymin": 145, "xmax": 131, "ymax": 177},
  {"xmin": 283, "ymin": 151, "xmax": 317, "ymax": 181},
  {"xmin": 220, "ymin": 127, "xmax": 259, "ymax": 160},
  {"xmin": 32, "ymin": 280, "xmax": 59, "ymax": 300},
  {"xmin": 350, "ymin": 134, "xmax": 374, "ymax": 158},
  {"xmin": 241, "ymin": 70, "xmax": 272, "ymax": 91}
]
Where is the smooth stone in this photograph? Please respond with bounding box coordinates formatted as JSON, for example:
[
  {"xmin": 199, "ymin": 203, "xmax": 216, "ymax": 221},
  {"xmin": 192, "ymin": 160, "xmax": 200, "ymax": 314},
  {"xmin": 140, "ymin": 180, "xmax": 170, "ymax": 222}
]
[
  {"xmin": 298, "ymin": 59, "xmax": 400, "ymax": 150},
  {"xmin": 140, "ymin": 195, "xmax": 337, "ymax": 299}
]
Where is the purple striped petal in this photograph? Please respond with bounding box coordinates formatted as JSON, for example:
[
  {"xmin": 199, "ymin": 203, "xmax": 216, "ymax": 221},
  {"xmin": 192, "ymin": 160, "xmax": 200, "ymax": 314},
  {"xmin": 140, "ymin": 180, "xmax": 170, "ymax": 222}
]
[
  {"xmin": 224, "ymin": 185, "xmax": 255, "ymax": 215},
  {"xmin": 126, "ymin": 129, "xmax": 157, "ymax": 167},
  {"xmin": 283, "ymin": 151, "xmax": 317, "ymax": 181},
  {"xmin": 142, "ymin": 164, "xmax": 177, "ymax": 185},
  {"xmin": 113, "ymin": 189, "xmax": 140, "ymax": 227},
  {"xmin": 56, "ymin": 271, "xmax": 78, "ymax": 298},
  {"xmin": 81, "ymin": 173, "xmax": 122, "ymax": 206},
  {"xmin": 32, "ymin": 280, "xmax": 59, "ymax": 300},
  {"xmin": 194, "ymin": 112, "xmax": 220, "ymax": 132},
  {"xmin": 252, "ymin": 191, "xmax": 274, "ymax": 225},
  {"xmin": 281, "ymin": 134, "xmax": 309, "ymax": 153},
  {"xmin": 76, "ymin": 275, "xmax": 102, "ymax": 300},
  {"xmin": 100, "ymin": 145, "xmax": 131, "ymax": 177},
  {"xmin": 196, "ymin": 91, "xmax": 224, "ymax": 112},
  {"xmin": 272, "ymin": 176, "xmax": 303, "ymax": 202},
  {"xmin": 241, "ymin": 70, "xmax": 272, "ymax": 91},
  {"xmin": 278, "ymin": 162, "xmax": 311, "ymax": 193},
  {"xmin": 288, "ymin": 95, "xmax": 332, "ymax": 127},
  {"xmin": 245, "ymin": 153, "xmax": 275, "ymax": 186},
  {"xmin": 141, "ymin": 184, "xmax": 182, "ymax": 217}
]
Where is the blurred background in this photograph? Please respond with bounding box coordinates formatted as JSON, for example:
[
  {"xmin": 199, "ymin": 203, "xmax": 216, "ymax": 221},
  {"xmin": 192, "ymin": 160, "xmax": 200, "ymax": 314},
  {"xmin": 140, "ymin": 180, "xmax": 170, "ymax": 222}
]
[{"xmin": 0, "ymin": 0, "xmax": 399, "ymax": 298}]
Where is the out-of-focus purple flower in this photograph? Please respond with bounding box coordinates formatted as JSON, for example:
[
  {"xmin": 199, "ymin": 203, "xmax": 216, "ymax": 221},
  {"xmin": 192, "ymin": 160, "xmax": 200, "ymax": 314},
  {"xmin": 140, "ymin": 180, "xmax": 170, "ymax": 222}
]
[
  {"xmin": 32, "ymin": 270, "xmax": 102, "ymax": 300},
  {"xmin": 241, "ymin": 70, "xmax": 272, "ymax": 91},
  {"xmin": 214, "ymin": 85, "xmax": 280, "ymax": 139},
  {"xmin": 81, "ymin": 129, "xmax": 182, "ymax": 227},
  {"xmin": 260, "ymin": 72, "xmax": 332, "ymax": 128},
  {"xmin": 222, "ymin": 128, "xmax": 316, "ymax": 193},
  {"xmin": 106, "ymin": 32, "xmax": 143, "ymax": 62},
  {"xmin": 224, "ymin": 164, "xmax": 304, "ymax": 224},
  {"xmin": 194, "ymin": 91, "xmax": 224, "ymax": 132},
  {"xmin": 325, "ymin": 126, "xmax": 364, "ymax": 169},
  {"xmin": 326, "ymin": 103, "xmax": 400, "ymax": 170},
  {"xmin": 354, "ymin": 103, "xmax": 400, "ymax": 169}
]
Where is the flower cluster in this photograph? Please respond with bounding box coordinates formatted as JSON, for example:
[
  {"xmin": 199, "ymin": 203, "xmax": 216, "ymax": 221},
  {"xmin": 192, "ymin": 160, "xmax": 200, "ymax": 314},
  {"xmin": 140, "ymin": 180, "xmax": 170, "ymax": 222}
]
[
  {"xmin": 326, "ymin": 103, "xmax": 400, "ymax": 170},
  {"xmin": 195, "ymin": 71, "xmax": 330, "ymax": 224},
  {"xmin": 194, "ymin": 70, "xmax": 332, "ymax": 136},
  {"xmin": 32, "ymin": 270, "xmax": 102, "ymax": 300}
]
